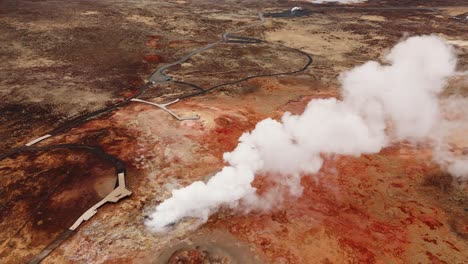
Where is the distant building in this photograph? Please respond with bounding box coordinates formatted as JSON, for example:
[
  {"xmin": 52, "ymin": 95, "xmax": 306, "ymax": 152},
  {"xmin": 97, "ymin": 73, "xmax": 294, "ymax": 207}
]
[{"xmin": 291, "ymin": 7, "xmax": 303, "ymax": 13}]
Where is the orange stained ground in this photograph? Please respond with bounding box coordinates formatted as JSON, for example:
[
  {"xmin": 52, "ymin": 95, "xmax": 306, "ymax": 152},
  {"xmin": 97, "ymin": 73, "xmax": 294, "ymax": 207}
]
[
  {"xmin": 20, "ymin": 77, "xmax": 466, "ymax": 264},
  {"xmin": 201, "ymin": 144, "xmax": 467, "ymax": 263},
  {"xmin": 139, "ymin": 79, "xmax": 467, "ymax": 264},
  {"xmin": 179, "ymin": 87, "xmax": 467, "ymax": 264}
]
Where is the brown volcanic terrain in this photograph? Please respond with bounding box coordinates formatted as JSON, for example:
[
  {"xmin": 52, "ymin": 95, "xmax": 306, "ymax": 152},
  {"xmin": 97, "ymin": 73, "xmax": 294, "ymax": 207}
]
[{"xmin": 0, "ymin": 0, "xmax": 467, "ymax": 263}]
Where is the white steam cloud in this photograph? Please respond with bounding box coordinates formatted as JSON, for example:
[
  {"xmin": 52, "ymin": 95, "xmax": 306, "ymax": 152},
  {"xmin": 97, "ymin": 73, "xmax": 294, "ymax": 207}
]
[{"xmin": 146, "ymin": 35, "xmax": 466, "ymax": 232}]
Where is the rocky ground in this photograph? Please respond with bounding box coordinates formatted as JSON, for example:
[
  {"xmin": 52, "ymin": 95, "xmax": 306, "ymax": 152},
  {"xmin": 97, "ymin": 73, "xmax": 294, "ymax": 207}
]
[{"xmin": 0, "ymin": 0, "xmax": 467, "ymax": 263}]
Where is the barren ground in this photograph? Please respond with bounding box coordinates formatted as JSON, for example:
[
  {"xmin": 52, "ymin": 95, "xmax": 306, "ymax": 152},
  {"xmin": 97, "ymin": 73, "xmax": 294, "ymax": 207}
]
[{"xmin": 0, "ymin": 0, "xmax": 467, "ymax": 263}]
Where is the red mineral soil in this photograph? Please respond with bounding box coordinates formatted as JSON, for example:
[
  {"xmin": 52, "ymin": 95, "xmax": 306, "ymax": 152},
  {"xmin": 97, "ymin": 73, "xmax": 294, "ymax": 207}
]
[
  {"xmin": 1, "ymin": 0, "xmax": 467, "ymax": 262},
  {"xmin": 3, "ymin": 32, "xmax": 467, "ymax": 264},
  {"xmin": 27, "ymin": 75, "xmax": 465, "ymax": 264},
  {"xmin": 146, "ymin": 36, "xmax": 162, "ymax": 49},
  {"xmin": 0, "ymin": 150, "xmax": 119, "ymax": 263},
  {"xmin": 143, "ymin": 54, "xmax": 164, "ymax": 63},
  {"xmin": 204, "ymin": 149, "xmax": 467, "ymax": 263},
  {"xmin": 191, "ymin": 89, "xmax": 467, "ymax": 264}
]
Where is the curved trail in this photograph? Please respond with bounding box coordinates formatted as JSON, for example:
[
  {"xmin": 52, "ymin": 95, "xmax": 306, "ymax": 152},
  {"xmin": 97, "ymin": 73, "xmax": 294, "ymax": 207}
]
[
  {"xmin": 179, "ymin": 43, "xmax": 312, "ymax": 100},
  {"xmin": 313, "ymin": 6, "xmax": 439, "ymax": 12},
  {"xmin": 0, "ymin": 144, "xmax": 126, "ymax": 169},
  {"xmin": 0, "ymin": 12, "xmax": 313, "ymax": 264},
  {"xmin": 4, "ymin": 4, "xmax": 450, "ymax": 262},
  {"xmin": 0, "ymin": 144, "xmax": 129, "ymax": 264}
]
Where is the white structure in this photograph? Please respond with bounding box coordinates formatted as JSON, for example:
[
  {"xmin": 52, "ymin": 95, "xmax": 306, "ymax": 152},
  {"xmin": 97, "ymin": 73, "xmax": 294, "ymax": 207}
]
[
  {"xmin": 131, "ymin": 98, "xmax": 199, "ymax": 121},
  {"xmin": 25, "ymin": 134, "xmax": 51, "ymax": 146},
  {"xmin": 291, "ymin": 7, "xmax": 303, "ymax": 13},
  {"xmin": 70, "ymin": 172, "xmax": 131, "ymax": 230}
]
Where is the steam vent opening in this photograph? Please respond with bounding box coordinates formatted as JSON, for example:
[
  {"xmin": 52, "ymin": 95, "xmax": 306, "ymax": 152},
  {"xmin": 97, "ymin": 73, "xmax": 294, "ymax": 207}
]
[
  {"xmin": 157, "ymin": 231, "xmax": 262, "ymax": 264},
  {"xmin": 1, "ymin": 0, "xmax": 467, "ymax": 263}
]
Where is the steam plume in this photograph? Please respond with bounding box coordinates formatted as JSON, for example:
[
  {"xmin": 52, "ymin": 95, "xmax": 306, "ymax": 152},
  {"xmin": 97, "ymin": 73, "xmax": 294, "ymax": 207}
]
[{"xmin": 146, "ymin": 35, "xmax": 463, "ymax": 232}]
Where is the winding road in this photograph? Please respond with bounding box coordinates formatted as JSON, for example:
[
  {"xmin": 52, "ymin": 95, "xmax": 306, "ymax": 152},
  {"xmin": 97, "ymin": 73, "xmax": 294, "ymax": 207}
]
[
  {"xmin": 3, "ymin": 4, "xmax": 456, "ymax": 262},
  {"xmin": 0, "ymin": 12, "xmax": 313, "ymax": 264}
]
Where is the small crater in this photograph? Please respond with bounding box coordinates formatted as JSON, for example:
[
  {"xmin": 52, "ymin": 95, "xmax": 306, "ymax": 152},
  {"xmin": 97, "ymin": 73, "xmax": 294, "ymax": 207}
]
[{"xmin": 156, "ymin": 230, "xmax": 262, "ymax": 264}]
